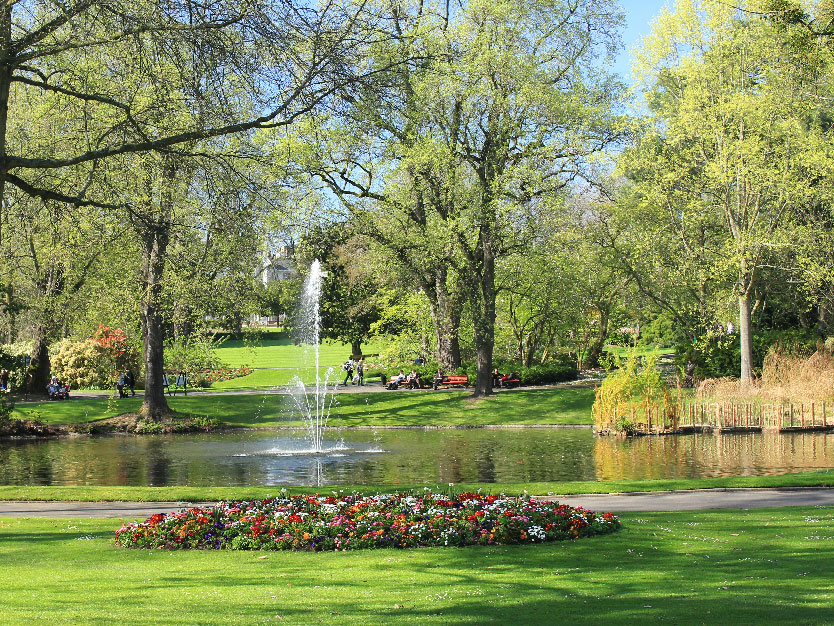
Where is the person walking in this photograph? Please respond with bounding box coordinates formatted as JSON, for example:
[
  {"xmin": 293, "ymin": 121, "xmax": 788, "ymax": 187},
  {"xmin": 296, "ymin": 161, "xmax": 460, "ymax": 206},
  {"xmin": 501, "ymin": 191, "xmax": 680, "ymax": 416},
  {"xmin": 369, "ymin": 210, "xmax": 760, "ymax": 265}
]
[
  {"xmin": 356, "ymin": 359, "xmax": 365, "ymax": 386},
  {"xmin": 125, "ymin": 369, "xmax": 136, "ymax": 397},
  {"xmin": 175, "ymin": 371, "xmax": 188, "ymax": 395},
  {"xmin": 116, "ymin": 373, "xmax": 127, "ymax": 398},
  {"xmin": 342, "ymin": 358, "xmax": 355, "ymax": 386},
  {"xmin": 0, "ymin": 369, "xmax": 9, "ymax": 392}
]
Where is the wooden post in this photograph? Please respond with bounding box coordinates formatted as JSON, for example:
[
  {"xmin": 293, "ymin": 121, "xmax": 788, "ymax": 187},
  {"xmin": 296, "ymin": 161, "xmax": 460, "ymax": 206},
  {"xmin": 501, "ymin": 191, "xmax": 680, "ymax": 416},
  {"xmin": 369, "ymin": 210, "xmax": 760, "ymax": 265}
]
[
  {"xmin": 790, "ymin": 404, "xmax": 794, "ymax": 428},
  {"xmin": 812, "ymin": 402, "xmax": 816, "ymax": 428},
  {"xmin": 801, "ymin": 403, "xmax": 805, "ymax": 428},
  {"xmin": 825, "ymin": 401, "xmax": 828, "ymax": 427}
]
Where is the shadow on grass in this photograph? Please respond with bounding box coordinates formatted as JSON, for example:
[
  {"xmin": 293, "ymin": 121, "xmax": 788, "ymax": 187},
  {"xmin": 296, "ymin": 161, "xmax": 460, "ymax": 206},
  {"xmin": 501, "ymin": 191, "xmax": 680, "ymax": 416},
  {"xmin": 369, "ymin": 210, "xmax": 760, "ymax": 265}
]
[{"xmin": 3, "ymin": 509, "xmax": 834, "ymax": 624}]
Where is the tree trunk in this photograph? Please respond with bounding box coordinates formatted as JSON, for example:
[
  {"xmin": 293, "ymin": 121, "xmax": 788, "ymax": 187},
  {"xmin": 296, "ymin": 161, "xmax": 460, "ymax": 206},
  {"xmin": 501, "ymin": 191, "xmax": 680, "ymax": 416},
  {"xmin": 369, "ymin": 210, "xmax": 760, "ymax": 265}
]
[
  {"xmin": 584, "ymin": 307, "xmax": 611, "ymax": 369},
  {"xmin": 25, "ymin": 325, "xmax": 50, "ymax": 397},
  {"xmin": 0, "ymin": 2, "xmax": 11, "ymax": 249},
  {"xmin": 139, "ymin": 221, "xmax": 171, "ymax": 420},
  {"xmin": 739, "ymin": 291, "xmax": 753, "ymax": 383},
  {"xmin": 429, "ymin": 271, "xmax": 462, "ymax": 370},
  {"xmin": 351, "ymin": 340, "xmax": 362, "ymax": 358},
  {"xmin": 471, "ymin": 253, "xmax": 496, "ymax": 398}
]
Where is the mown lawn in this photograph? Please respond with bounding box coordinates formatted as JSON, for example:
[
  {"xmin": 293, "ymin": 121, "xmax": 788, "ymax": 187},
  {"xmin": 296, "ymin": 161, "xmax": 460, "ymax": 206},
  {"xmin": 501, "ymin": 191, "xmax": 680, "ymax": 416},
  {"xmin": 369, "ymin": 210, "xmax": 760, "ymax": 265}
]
[
  {"xmin": 1, "ymin": 507, "xmax": 832, "ymax": 624},
  {"xmin": 215, "ymin": 334, "xmax": 387, "ymax": 369},
  {"xmin": 12, "ymin": 387, "xmax": 597, "ymax": 428},
  {"xmin": 1, "ymin": 470, "xmax": 833, "ymax": 502}
]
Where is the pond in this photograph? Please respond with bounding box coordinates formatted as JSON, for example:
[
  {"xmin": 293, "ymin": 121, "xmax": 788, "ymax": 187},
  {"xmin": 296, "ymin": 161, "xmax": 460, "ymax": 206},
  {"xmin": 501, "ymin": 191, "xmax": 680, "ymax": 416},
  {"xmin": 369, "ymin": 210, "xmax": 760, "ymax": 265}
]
[{"xmin": 2, "ymin": 427, "xmax": 834, "ymax": 486}]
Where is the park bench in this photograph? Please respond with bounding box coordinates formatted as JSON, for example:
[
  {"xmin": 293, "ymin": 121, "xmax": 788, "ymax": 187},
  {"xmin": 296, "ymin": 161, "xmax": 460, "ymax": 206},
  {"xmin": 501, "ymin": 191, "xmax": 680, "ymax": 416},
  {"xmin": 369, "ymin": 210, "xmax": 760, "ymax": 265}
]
[
  {"xmin": 500, "ymin": 374, "xmax": 521, "ymax": 388},
  {"xmin": 435, "ymin": 375, "xmax": 468, "ymax": 389}
]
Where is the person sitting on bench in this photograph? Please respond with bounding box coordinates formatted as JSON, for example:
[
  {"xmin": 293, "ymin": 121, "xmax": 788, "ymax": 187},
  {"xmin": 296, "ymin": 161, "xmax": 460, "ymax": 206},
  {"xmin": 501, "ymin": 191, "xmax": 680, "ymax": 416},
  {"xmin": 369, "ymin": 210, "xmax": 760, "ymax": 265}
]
[
  {"xmin": 432, "ymin": 368, "xmax": 448, "ymax": 390},
  {"xmin": 387, "ymin": 370, "xmax": 406, "ymax": 389},
  {"xmin": 406, "ymin": 369, "xmax": 421, "ymax": 389}
]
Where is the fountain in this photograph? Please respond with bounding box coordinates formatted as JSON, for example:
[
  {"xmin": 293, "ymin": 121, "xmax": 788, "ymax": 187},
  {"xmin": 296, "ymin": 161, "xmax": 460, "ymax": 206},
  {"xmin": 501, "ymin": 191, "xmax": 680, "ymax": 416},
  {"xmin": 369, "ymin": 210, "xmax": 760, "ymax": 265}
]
[{"xmin": 287, "ymin": 259, "xmax": 339, "ymax": 453}]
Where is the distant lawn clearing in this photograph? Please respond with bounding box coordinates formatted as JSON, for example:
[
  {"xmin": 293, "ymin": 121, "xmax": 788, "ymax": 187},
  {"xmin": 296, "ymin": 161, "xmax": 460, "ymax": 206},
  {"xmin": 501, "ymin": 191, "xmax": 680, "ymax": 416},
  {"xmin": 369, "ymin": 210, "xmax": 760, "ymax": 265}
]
[
  {"xmin": 11, "ymin": 387, "xmax": 597, "ymax": 428},
  {"xmin": 215, "ymin": 333, "xmax": 387, "ymax": 369},
  {"xmin": 1, "ymin": 507, "xmax": 833, "ymax": 624}
]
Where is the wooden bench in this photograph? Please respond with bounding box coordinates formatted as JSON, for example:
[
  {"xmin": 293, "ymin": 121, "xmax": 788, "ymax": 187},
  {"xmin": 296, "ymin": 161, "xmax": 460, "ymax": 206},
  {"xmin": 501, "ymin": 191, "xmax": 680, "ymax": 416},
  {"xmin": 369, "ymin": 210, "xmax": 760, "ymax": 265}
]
[
  {"xmin": 435, "ymin": 375, "xmax": 468, "ymax": 389},
  {"xmin": 500, "ymin": 375, "xmax": 521, "ymax": 388}
]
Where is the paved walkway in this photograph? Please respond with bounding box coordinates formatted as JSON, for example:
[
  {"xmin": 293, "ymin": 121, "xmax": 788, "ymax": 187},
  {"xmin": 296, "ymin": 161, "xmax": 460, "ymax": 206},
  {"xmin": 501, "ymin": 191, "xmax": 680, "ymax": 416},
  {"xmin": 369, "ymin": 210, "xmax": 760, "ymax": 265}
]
[
  {"xmin": 540, "ymin": 487, "xmax": 834, "ymax": 512},
  {"xmin": 1, "ymin": 488, "xmax": 833, "ymax": 518}
]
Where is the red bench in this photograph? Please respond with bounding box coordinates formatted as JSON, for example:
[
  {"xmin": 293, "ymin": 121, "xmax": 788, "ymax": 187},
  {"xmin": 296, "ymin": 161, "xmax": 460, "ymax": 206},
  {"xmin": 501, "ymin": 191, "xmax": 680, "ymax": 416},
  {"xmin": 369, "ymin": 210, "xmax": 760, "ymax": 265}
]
[
  {"xmin": 500, "ymin": 375, "xmax": 521, "ymax": 388},
  {"xmin": 435, "ymin": 375, "xmax": 468, "ymax": 389}
]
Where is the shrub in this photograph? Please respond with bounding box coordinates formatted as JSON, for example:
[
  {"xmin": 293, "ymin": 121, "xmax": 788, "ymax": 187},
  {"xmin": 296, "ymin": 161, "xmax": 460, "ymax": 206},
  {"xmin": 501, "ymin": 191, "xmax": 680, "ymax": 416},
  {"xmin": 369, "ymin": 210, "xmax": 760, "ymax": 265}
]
[
  {"xmin": 164, "ymin": 335, "xmax": 225, "ymax": 374},
  {"xmin": 92, "ymin": 325, "xmax": 140, "ymax": 373},
  {"xmin": 51, "ymin": 327, "xmax": 140, "ymax": 389},
  {"xmin": 373, "ymin": 355, "xmax": 578, "ymax": 386},
  {"xmin": 0, "ymin": 343, "xmax": 28, "ymax": 392},
  {"xmin": 678, "ymin": 328, "xmax": 817, "ymax": 379},
  {"xmin": 593, "ymin": 351, "xmax": 673, "ymax": 433},
  {"xmin": 115, "ymin": 492, "xmax": 620, "ymax": 551},
  {"xmin": 50, "ymin": 339, "xmax": 112, "ymax": 389}
]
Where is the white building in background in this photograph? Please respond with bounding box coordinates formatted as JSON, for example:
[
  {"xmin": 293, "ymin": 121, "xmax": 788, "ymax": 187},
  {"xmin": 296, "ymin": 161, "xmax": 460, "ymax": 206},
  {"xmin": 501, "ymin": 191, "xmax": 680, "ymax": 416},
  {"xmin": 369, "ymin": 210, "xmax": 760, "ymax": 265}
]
[{"xmin": 251, "ymin": 246, "xmax": 295, "ymax": 326}]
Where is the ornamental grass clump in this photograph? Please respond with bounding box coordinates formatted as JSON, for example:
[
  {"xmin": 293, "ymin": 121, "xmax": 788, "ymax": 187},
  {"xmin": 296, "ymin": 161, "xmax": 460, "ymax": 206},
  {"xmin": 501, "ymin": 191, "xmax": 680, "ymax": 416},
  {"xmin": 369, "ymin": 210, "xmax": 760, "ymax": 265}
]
[
  {"xmin": 114, "ymin": 492, "xmax": 620, "ymax": 551},
  {"xmin": 593, "ymin": 351, "xmax": 674, "ymax": 434}
]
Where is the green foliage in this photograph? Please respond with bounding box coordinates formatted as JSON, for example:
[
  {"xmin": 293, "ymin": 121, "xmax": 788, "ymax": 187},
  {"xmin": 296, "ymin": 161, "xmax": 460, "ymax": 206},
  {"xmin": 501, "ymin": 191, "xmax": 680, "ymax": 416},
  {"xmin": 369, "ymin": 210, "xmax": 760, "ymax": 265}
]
[
  {"xmin": 679, "ymin": 328, "xmax": 817, "ymax": 378},
  {"xmin": 638, "ymin": 313, "xmax": 678, "ymax": 348},
  {"xmin": 0, "ymin": 343, "xmax": 28, "ymax": 391},
  {"xmin": 593, "ymin": 351, "xmax": 670, "ymax": 432},
  {"xmin": 163, "ymin": 335, "xmax": 225, "ymax": 375},
  {"xmin": 51, "ymin": 329, "xmax": 140, "ymax": 389},
  {"xmin": 0, "ymin": 395, "xmax": 14, "ymax": 423},
  {"xmin": 372, "ymin": 356, "xmax": 578, "ymax": 386}
]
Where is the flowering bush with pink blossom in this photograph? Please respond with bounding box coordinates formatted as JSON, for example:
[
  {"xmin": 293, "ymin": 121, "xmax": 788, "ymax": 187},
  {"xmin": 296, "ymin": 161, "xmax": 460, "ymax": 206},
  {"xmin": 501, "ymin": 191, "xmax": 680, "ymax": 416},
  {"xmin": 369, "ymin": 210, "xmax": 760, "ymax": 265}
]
[{"xmin": 115, "ymin": 492, "xmax": 620, "ymax": 551}]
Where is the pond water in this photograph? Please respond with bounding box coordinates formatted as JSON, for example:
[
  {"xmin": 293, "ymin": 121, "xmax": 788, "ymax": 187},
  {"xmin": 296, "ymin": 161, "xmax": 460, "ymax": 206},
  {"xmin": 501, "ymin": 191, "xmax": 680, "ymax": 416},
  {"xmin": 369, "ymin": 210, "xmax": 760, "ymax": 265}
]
[{"xmin": 2, "ymin": 427, "xmax": 834, "ymax": 486}]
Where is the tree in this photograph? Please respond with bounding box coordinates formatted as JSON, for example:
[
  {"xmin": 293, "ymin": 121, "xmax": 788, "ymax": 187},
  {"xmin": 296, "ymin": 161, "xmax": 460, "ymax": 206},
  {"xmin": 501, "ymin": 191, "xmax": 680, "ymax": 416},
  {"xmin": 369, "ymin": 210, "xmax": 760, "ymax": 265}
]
[
  {"xmin": 296, "ymin": 223, "xmax": 388, "ymax": 357},
  {"xmin": 627, "ymin": 0, "xmax": 834, "ymax": 381},
  {"xmin": 304, "ymin": 0, "xmax": 624, "ymax": 395},
  {"xmin": 0, "ymin": 0, "xmax": 389, "ymax": 413}
]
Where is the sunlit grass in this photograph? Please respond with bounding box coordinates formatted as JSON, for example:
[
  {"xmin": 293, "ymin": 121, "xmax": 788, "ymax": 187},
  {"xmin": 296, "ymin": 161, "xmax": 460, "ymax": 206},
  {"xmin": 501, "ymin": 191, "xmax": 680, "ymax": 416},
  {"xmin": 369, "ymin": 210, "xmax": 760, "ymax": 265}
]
[
  {"xmin": 12, "ymin": 387, "xmax": 597, "ymax": 428},
  {"xmin": 1, "ymin": 507, "xmax": 833, "ymax": 624}
]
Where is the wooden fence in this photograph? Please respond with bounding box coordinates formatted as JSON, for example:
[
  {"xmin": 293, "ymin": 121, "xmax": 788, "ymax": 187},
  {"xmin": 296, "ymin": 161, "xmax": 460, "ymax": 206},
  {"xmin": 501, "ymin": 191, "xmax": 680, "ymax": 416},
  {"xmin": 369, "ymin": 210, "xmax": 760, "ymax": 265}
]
[{"xmin": 603, "ymin": 400, "xmax": 834, "ymax": 436}]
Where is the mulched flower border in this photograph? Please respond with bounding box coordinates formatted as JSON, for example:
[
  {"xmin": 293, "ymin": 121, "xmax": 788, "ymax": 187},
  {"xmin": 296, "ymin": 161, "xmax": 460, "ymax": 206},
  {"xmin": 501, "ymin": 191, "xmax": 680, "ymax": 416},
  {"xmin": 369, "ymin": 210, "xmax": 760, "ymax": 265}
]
[{"xmin": 115, "ymin": 492, "xmax": 621, "ymax": 551}]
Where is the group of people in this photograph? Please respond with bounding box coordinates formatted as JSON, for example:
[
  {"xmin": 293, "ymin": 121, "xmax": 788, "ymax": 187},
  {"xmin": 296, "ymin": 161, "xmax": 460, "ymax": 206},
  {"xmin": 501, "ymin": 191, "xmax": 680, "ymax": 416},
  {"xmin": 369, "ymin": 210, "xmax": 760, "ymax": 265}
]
[
  {"xmin": 491, "ymin": 368, "xmax": 520, "ymax": 388},
  {"xmin": 46, "ymin": 376, "xmax": 70, "ymax": 400},
  {"xmin": 341, "ymin": 358, "xmax": 365, "ymax": 386},
  {"xmin": 116, "ymin": 369, "xmax": 136, "ymax": 398},
  {"xmin": 162, "ymin": 371, "xmax": 189, "ymax": 395},
  {"xmin": 386, "ymin": 369, "xmax": 422, "ymax": 390}
]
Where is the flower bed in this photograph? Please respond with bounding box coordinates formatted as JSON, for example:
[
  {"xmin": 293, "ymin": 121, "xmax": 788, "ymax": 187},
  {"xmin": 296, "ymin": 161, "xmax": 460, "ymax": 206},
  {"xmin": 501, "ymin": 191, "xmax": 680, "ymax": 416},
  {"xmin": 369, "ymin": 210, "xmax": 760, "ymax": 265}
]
[
  {"xmin": 114, "ymin": 492, "xmax": 620, "ymax": 551},
  {"xmin": 192, "ymin": 367, "xmax": 252, "ymax": 387}
]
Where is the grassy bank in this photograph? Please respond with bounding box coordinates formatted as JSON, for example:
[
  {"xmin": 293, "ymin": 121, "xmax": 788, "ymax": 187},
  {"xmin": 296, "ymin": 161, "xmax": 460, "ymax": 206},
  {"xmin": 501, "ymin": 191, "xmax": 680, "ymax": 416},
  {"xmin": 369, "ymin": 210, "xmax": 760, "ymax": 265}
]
[
  {"xmin": 0, "ymin": 470, "xmax": 832, "ymax": 502},
  {"xmin": 1, "ymin": 506, "xmax": 832, "ymax": 624},
  {"xmin": 11, "ymin": 387, "xmax": 596, "ymax": 428}
]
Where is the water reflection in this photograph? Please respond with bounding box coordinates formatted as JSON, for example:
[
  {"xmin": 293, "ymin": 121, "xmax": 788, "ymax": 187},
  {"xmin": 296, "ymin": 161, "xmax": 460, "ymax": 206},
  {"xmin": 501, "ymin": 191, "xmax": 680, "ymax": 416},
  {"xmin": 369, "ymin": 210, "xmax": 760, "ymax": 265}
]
[{"xmin": 0, "ymin": 429, "xmax": 832, "ymax": 487}]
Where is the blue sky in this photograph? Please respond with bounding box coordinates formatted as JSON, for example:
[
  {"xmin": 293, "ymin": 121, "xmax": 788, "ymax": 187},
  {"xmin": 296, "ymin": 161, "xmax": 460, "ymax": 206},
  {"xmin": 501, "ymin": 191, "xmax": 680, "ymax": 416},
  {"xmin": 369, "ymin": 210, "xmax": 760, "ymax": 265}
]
[{"xmin": 615, "ymin": 0, "xmax": 673, "ymax": 83}]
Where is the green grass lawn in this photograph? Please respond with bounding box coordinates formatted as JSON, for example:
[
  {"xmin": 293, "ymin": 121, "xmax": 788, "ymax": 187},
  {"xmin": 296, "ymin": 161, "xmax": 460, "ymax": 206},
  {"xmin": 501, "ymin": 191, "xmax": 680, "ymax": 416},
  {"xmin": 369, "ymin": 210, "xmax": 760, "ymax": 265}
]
[
  {"xmin": 1, "ymin": 506, "xmax": 832, "ymax": 624},
  {"xmin": 215, "ymin": 334, "xmax": 387, "ymax": 369},
  {"xmin": 0, "ymin": 470, "xmax": 832, "ymax": 502},
  {"xmin": 12, "ymin": 387, "xmax": 597, "ymax": 428}
]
